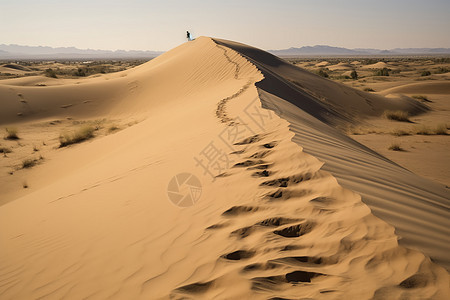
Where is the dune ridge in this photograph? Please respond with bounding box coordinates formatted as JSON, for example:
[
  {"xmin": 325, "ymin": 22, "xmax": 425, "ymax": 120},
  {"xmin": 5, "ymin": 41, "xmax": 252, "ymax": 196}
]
[
  {"xmin": 214, "ymin": 38, "xmax": 450, "ymax": 270},
  {"xmin": 0, "ymin": 37, "xmax": 448, "ymax": 299}
]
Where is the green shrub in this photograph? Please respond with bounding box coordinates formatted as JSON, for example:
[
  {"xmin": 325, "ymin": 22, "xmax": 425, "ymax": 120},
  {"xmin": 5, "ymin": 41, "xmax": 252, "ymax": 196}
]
[
  {"xmin": 421, "ymin": 70, "xmax": 431, "ymax": 76},
  {"xmin": 44, "ymin": 68, "xmax": 57, "ymax": 78},
  {"xmin": 383, "ymin": 110, "xmax": 410, "ymax": 122},
  {"xmin": 434, "ymin": 67, "xmax": 449, "ymax": 74},
  {"xmin": 74, "ymin": 68, "xmax": 87, "ymax": 77},
  {"xmin": 374, "ymin": 68, "xmax": 390, "ymax": 76},
  {"xmin": 59, "ymin": 126, "xmax": 95, "ymax": 147},
  {"xmin": 364, "ymin": 87, "xmax": 375, "ymax": 92},
  {"xmin": 317, "ymin": 69, "xmax": 329, "ymax": 78},
  {"xmin": 350, "ymin": 70, "xmax": 358, "ymax": 80}
]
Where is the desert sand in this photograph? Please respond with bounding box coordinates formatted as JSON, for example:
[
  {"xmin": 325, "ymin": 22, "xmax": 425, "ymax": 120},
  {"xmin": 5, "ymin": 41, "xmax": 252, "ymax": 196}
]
[
  {"xmin": 293, "ymin": 57, "xmax": 450, "ymax": 187},
  {"xmin": 0, "ymin": 37, "xmax": 449, "ymax": 299}
]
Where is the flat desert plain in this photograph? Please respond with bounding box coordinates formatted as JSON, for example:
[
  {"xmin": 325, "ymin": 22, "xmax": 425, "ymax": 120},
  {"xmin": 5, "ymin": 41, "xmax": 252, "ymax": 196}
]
[{"xmin": 0, "ymin": 37, "xmax": 449, "ymax": 299}]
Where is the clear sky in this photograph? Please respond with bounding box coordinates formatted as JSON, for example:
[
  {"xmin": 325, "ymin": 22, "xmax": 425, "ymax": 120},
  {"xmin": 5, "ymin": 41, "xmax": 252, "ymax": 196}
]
[{"xmin": 1, "ymin": 0, "xmax": 449, "ymax": 51}]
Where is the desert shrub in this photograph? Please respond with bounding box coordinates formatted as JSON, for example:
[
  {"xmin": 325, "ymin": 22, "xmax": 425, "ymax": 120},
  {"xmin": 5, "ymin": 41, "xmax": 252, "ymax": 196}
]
[
  {"xmin": 350, "ymin": 70, "xmax": 358, "ymax": 80},
  {"xmin": 390, "ymin": 69, "xmax": 401, "ymax": 74},
  {"xmin": 59, "ymin": 126, "xmax": 95, "ymax": 147},
  {"xmin": 374, "ymin": 68, "xmax": 389, "ymax": 76},
  {"xmin": 108, "ymin": 125, "xmax": 119, "ymax": 132},
  {"xmin": 317, "ymin": 69, "xmax": 329, "ymax": 78},
  {"xmin": 421, "ymin": 70, "xmax": 431, "ymax": 76},
  {"xmin": 415, "ymin": 125, "xmax": 432, "ymax": 135},
  {"xmin": 435, "ymin": 58, "xmax": 450, "ymax": 63},
  {"xmin": 416, "ymin": 124, "xmax": 447, "ymax": 135},
  {"xmin": 412, "ymin": 95, "xmax": 430, "ymax": 102},
  {"xmin": 44, "ymin": 68, "xmax": 57, "ymax": 78},
  {"xmin": 391, "ymin": 129, "xmax": 410, "ymax": 136},
  {"xmin": 22, "ymin": 158, "xmax": 37, "ymax": 168},
  {"xmin": 4, "ymin": 128, "xmax": 19, "ymax": 140},
  {"xmin": 388, "ymin": 143, "xmax": 404, "ymax": 151},
  {"xmin": 0, "ymin": 146, "xmax": 11, "ymax": 153},
  {"xmin": 383, "ymin": 110, "xmax": 410, "ymax": 122},
  {"xmin": 74, "ymin": 68, "xmax": 87, "ymax": 77},
  {"xmin": 434, "ymin": 67, "xmax": 449, "ymax": 74},
  {"xmin": 432, "ymin": 124, "xmax": 448, "ymax": 135},
  {"xmin": 413, "ymin": 124, "xmax": 447, "ymax": 135},
  {"xmin": 363, "ymin": 59, "xmax": 378, "ymax": 65},
  {"xmin": 364, "ymin": 87, "xmax": 375, "ymax": 92}
]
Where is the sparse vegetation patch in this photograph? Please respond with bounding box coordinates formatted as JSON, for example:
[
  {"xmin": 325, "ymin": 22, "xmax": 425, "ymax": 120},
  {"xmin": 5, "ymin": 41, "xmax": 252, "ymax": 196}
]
[
  {"xmin": 22, "ymin": 158, "xmax": 38, "ymax": 169},
  {"xmin": 412, "ymin": 95, "xmax": 431, "ymax": 102},
  {"xmin": 44, "ymin": 68, "xmax": 57, "ymax": 78},
  {"xmin": 4, "ymin": 128, "xmax": 19, "ymax": 140},
  {"xmin": 317, "ymin": 69, "xmax": 329, "ymax": 78},
  {"xmin": 388, "ymin": 143, "xmax": 404, "ymax": 151},
  {"xmin": 416, "ymin": 124, "xmax": 448, "ymax": 135},
  {"xmin": 374, "ymin": 68, "xmax": 390, "ymax": 76},
  {"xmin": 59, "ymin": 126, "xmax": 95, "ymax": 147},
  {"xmin": 108, "ymin": 125, "xmax": 120, "ymax": 132},
  {"xmin": 383, "ymin": 110, "xmax": 411, "ymax": 122},
  {"xmin": 391, "ymin": 129, "xmax": 411, "ymax": 136}
]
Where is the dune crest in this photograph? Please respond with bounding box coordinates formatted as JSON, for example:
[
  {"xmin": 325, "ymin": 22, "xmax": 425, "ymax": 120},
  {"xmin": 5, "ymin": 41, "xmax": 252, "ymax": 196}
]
[{"xmin": 0, "ymin": 37, "xmax": 448, "ymax": 299}]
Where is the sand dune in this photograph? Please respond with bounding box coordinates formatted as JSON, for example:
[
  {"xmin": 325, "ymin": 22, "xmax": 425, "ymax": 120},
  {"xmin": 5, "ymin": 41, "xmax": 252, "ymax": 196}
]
[
  {"xmin": 361, "ymin": 61, "xmax": 389, "ymax": 69},
  {"xmin": 315, "ymin": 61, "xmax": 330, "ymax": 67},
  {"xmin": 379, "ymin": 81, "xmax": 450, "ymax": 96},
  {"xmin": 0, "ymin": 37, "xmax": 448, "ymax": 299},
  {"xmin": 327, "ymin": 62, "xmax": 353, "ymax": 71}
]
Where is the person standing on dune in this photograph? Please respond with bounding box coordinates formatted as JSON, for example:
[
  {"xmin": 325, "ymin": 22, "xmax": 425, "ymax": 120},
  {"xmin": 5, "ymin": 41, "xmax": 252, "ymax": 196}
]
[{"xmin": 186, "ymin": 31, "xmax": 191, "ymax": 41}]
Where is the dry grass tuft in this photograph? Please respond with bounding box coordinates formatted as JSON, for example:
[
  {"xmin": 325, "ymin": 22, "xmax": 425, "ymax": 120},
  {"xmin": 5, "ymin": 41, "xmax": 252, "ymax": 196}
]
[
  {"xmin": 416, "ymin": 124, "xmax": 448, "ymax": 135},
  {"xmin": 412, "ymin": 95, "xmax": 431, "ymax": 102},
  {"xmin": 4, "ymin": 128, "xmax": 19, "ymax": 140},
  {"xmin": 383, "ymin": 110, "xmax": 411, "ymax": 122},
  {"xmin": 391, "ymin": 129, "xmax": 411, "ymax": 136},
  {"xmin": 0, "ymin": 146, "xmax": 11, "ymax": 153},
  {"xmin": 22, "ymin": 158, "xmax": 38, "ymax": 169},
  {"xmin": 59, "ymin": 126, "xmax": 95, "ymax": 147},
  {"xmin": 108, "ymin": 125, "xmax": 120, "ymax": 133},
  {"xmin": 388, "ymin": 143, "xmax": 405, "ymax": 151},
  {"xmin": 433, "ymin": 124, "xmax": 448, "ymax": 135}
]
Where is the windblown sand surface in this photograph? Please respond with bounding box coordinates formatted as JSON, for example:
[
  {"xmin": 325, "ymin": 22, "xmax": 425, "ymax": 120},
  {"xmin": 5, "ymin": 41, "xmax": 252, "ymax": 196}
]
[
  {"xmin": 293, "ymin": 57, "xmax": 450, "ymax": 186},
  {"xmin": 0, "ymin": 37, "xmax": 449, "ymax": 299}
]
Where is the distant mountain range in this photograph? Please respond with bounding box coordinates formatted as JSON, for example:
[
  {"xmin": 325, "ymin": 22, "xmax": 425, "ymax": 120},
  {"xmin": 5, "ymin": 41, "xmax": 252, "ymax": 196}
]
[
  {"xmin": 0, "ymin": 44, "xmax": 163, "ymax": 60},
  {"xmin": 2, "ymin": 44, "xmax": 450, "ymax": 60},
  {"xmin": 268, "ymin": 45, "xmax": 450, "ymax": 56}
]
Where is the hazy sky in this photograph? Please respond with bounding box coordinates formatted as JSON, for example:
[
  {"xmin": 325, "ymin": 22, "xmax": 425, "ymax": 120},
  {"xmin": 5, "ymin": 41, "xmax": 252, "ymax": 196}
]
[{"xmin": 1, "ymin": 0, "xmax": 449, "ymax": 51}]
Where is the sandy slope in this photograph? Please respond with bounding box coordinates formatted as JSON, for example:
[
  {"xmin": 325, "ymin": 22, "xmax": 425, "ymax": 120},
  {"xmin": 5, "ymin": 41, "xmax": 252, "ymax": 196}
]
[
  {"xmin": 0, "ymin": 37, "xmax": 448, "ymax": 299},
  {"xmin": 214, "ymin": 38, "xmax": 450, "ymax": 268}
]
